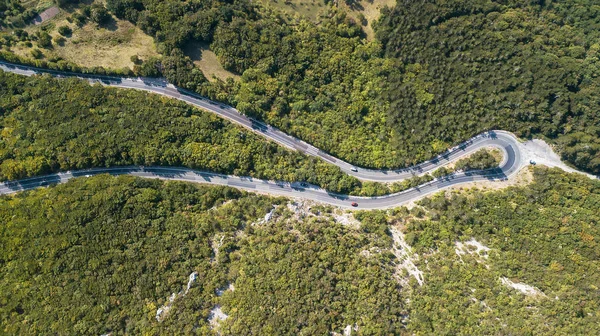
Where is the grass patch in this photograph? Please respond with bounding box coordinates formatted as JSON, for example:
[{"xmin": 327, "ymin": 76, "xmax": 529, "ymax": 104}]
[
  {"xmin": 257, "ymin": 0, "xmax": 395, "ymax": 39},
  {"xmin": 20, "ymin": 0, "xmax": 55, "ymax": 12},
  {"xmin": 341, "ymin": 0, "xmax": 396, "ymax": 39},
  {"xmin": 7, "ymin": 2, "xmax": 158, "ymax": 71},
  {"xmin": 258, "ymin": 0, "xmax": 327, "ymax": 22},
  {"xmin": 55, "ymin": 19, "xmax": 158, "ymax": 69},
  {"xmin": 183, "ymin": 41, "xmax": 240, "ymax": 82}
]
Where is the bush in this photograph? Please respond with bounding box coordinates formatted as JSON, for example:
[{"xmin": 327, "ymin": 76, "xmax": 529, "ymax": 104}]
[
  {"xmin": 30, "ymin": 48, "xmax": 43, "ymax": 59},
  {"xmin": 90, "ymin": 4, "xmax": 110, "ymax": 24},
  {"xmin": 130, "ymin": 54, "xmax": 141, "ymax": 64},
  {"xmin": 357, "ymin": 13, "xmax": 367, "ymax": 26},
  {"xmin": 54, "ymin": 0, "xmax": 82, "ymax": 7},
  {"xmin": 72, "ymin": 12, "xmax": 87, "ymax": 26},
  {"xmin": 53, "ymin": 36, "xmax": 66, "ymax": 45},
  {"xmin": 36, "ymin": 32, "xmax": 52, "ymax": 48},
  {"xmin": 57, "ymin": 25, "xmax": 72, "ymax": 36},
  {"xmin": 454, "ymin": 149, "xmax": 500, "ymax": 171}
]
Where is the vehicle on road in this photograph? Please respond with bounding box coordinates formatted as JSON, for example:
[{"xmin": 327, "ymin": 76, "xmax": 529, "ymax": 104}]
[
  {"xmin": 529, "ymin": 160, "xmax": 536, "ymax": 165},
  {"xmin": 350, "ymin": 167, "xmax": 358, "ymax": 172},
  {"xmin": 351, "ymin": 202, "xmax": 358, "ymax": 207}
]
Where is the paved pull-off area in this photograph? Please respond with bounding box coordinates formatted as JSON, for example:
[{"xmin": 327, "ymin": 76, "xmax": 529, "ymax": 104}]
[{"xmin": 0, "ymin": 61, "xmax": 594, "ymax": 209}]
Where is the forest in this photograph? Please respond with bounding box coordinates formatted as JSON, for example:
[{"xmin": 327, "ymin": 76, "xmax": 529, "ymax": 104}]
[
  {"xmin": 1, "ymin": 167, "xmax": 598, "ymax": 334},
  {"xmin": 354, "ymin": 167, "xmax": 600, "ymax": 334},
  {"xmin": 377, "ymin": 0, "xmax": 600, "ymax": 174},
  {"xmin": 0, "ymin": 175, "xmax": 404, "ymax": 335},
  {"xmin": 1, "ymin": 0, "xmax": 599, "ymax": 334},
  {"xmin": 2, "ymin": 0, "xmax": 598, "ymax": 175},
  {"xmin": 0, "ymin": 71, "xmax": 363, "ymax": 194},
  {"xmin": 403, "ymin": 167, "xmax": 600, "ymax": 334}
]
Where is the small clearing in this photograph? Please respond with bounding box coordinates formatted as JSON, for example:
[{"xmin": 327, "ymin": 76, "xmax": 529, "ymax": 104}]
[
  {"xmin": 519, "ymin": 139, "xmax": 598, "ymax": 180},
  {"xmin": 11, "ymin": 15, "xmax": 158, "ymax": 70},
  {"xmin": 455, "ymin": 238, "xmax": 491, "ymax": 265},
  {"xmin": 500, "ymin": 277, "xmax": 547, "ymax": 298},
  {"xmin": 208, "ymin": 305, "xmax": 229, "ymax": 330},
  {"xmin": 359, "ymin": 246, "xmax": 381, "ymax": 258},
  {"xmin": 257, "ymin": 0, "xmax": 395, "ymax": 40},
  {"xmin": 184, "ymin": 41, "xmax": 240, "ymax": 82},
  {"xmin": 216, "ymin": 282, "xmax": 235, "ymax": 297},
  {"xmin": 210, "ymin": 234, "xmax": 225, "ymax": 264},
  {"xmin": 285, "ymin": 201, "xmax": 314, "ymax": 221},
  {"xmin": 331, "ymin": 209, "xmax": 361, "ymax": 229},
  {"xmin": 338, "ymin": 0, "xmax": 397, "ymax": 40},
  {"xmin": 250, "ymin": 205, "xmax": 278, "ymax": 226},
  {"xmin": 331, "ymin": 323, "xmax": 358, "ymax": 336}
]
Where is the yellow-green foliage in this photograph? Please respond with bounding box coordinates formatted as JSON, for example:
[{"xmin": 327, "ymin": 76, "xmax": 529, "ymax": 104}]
[
  {"xmin": 0, "ymin": 176, "xmax": 404, "ymax": 334},
  {"xmin": 403, "ymin": 167, "xmax": 600, "ymax": 334}
]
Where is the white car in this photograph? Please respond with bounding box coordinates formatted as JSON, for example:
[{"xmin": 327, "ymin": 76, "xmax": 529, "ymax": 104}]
[
  {"xmin": 529, "ymin": 160, "xmax": 536, "ymax": 165},
  {"xmin": 350, "ymin": 167, "xmax": 358, "ymax": 172}
]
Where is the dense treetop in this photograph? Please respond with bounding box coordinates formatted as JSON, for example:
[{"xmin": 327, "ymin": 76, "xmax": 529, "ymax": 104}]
[
  {"xmin": 402, "ymin": 167, "xmax": 600, "ymax": 334},
  {"xmin": 0, "ymin": 71, "xmax": 362, "ymax": 194},
  {"xmin": 0, "ymin": 176, "xmax": 403, "ymax": 335},
  {"xmin": 0, "ymin": 0, "xmax": 38, "ymax": 29},
  {"xmin": 377, "ymin": 0, "xmax": 600, "ymax": 173}
]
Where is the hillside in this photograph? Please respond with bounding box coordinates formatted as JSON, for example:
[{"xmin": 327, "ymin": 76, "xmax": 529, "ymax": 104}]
[
  {"xmin": 376, "ymin": 0, "xmax": 600, "ymax": 173},
  {"xmin": 1, "ymin": 168, "xmax": 599, "ymax": 334},
  {"xmin": 0, "ymin": 0, "xmax": 599, "ymax": 334},
  {"xmin": 1, "ymin": 0, "xmax": 598, "ymax": 174}
]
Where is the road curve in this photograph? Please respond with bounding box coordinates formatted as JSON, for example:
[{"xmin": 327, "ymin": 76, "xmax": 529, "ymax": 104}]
[
  {"xmin": 0, "ymin": 61, "xmax": 525, "ymax": 208},
  {"xmin": 0, "ymin": 60, "xmax": 523, "ymax": 182},
  {"xmin": 0, "ymin": 157, "xmax": 516, "ymax": 210}
]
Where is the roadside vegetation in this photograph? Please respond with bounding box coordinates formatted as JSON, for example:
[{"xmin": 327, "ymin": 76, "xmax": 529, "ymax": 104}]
[
  {"xmin": 2, "ymin": 71, "xmax": 486, "ymax": 197},
  {"xmin": 432, "ymin": 148, "xmax": 502, "ymax": 178},
  {"xmin": 0, "ymin": 71, "xmax": 360, "ymax": 194}
]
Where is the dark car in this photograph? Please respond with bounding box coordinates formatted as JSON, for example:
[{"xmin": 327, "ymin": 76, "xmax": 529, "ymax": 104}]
[{"xmin": 351, "ymin": 202, "xmax": 358, "ymax": 207}]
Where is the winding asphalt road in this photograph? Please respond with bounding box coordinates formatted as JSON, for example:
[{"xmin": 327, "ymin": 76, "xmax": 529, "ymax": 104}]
[{"xmin": 0, "ymin": 61, "xmax": 524, "ymax": 208}]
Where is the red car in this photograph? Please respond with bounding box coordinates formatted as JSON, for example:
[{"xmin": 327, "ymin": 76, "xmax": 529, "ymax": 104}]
[{"xmin": 351, "ymin": 202, "xmax": 358, "ymax": 207}]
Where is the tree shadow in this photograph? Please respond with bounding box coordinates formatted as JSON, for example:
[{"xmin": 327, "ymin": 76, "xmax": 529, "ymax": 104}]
[
  {"xmin": 345, "ymin": 0, "xmax": 364, "ymax": 11},
  {"xmin": 99, "ymin": 15, "xmax": 119, "ymax": 32}
]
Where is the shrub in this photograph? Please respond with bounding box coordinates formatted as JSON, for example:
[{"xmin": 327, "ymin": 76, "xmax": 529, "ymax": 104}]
[
  {"xmin": 30, "ymin": 48, "xmax": 43, "ymax": 59},
  {"xmin": 90, "ymin": 5, "xmax": 110, "ymax": 24},
  {"xmin": 36, "ymin": 32, "xmax": 52, "ymax": 48},
  {"xmin": 53, "ymin": 36, "xmax": 66, "ymax": 45},
  {"xmin": 57, "ymin": 25, "xmax": 72, "ymax": 36}
]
